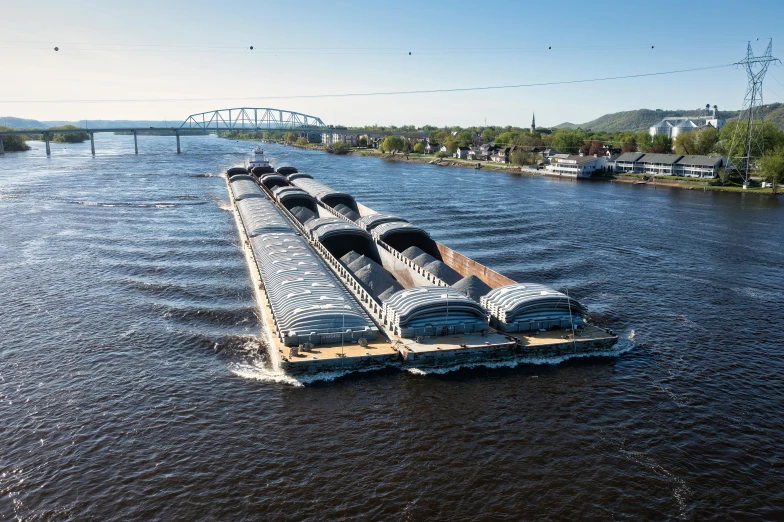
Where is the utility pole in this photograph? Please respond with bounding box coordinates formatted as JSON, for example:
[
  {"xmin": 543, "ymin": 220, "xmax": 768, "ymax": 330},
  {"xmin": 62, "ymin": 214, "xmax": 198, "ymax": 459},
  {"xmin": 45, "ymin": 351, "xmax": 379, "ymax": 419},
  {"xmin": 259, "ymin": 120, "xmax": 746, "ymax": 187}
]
[{"xmin": 728, "ymin": 40, "xmax": 781, "ymax": 186}]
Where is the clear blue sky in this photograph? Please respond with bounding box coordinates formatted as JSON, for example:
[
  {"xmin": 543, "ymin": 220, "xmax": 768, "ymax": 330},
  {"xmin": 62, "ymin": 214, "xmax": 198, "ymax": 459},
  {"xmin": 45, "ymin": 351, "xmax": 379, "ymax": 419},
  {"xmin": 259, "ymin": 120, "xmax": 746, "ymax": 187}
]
[{"xmin": 2, "ymin": 0, "xmax": 784, "ymax": 127}]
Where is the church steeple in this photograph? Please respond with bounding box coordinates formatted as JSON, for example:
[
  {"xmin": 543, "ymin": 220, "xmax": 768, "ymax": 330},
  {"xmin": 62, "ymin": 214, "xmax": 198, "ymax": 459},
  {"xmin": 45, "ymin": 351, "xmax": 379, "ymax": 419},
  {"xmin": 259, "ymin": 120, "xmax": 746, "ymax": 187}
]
[{"xmin": 530, "ymin": 112, "xmax": 536, "ymax": 134}]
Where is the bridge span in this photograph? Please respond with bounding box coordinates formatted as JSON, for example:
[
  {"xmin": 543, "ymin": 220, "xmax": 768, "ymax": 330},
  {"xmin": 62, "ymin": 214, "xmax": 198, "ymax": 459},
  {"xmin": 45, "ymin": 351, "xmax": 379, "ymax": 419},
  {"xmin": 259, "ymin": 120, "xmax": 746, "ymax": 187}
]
[
  {"xmin": 0, "ymin": 108, "xmax": 329, "ymax": 155},
  {"xmin": 0, "ymin": 107, "xmax": 430, "ymax": 156}
]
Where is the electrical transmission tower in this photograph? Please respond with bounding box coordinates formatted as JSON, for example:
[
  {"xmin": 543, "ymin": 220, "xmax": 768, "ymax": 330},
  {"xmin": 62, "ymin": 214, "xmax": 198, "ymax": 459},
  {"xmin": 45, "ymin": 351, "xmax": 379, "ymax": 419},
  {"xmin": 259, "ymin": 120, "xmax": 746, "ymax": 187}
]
[{"xmin": 728, "ymin": 40, "xmax": 781, "ymax": 185}]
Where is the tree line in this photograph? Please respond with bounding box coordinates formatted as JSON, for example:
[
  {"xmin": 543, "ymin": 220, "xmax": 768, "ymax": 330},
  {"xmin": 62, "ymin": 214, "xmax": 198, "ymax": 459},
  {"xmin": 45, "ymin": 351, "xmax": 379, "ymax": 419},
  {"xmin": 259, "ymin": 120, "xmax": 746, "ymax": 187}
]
[{"xmin": 0, "ymin": 124, "xmax": 92, "ymax": 151}]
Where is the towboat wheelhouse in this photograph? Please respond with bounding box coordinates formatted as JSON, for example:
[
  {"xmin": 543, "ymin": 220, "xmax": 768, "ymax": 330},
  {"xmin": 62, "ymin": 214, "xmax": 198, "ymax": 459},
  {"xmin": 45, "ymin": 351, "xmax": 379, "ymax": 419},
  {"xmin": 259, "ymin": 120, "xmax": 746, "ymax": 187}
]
[{"xmin": 249, "ymin": 146, "xmax": 270, "ymax": 170}]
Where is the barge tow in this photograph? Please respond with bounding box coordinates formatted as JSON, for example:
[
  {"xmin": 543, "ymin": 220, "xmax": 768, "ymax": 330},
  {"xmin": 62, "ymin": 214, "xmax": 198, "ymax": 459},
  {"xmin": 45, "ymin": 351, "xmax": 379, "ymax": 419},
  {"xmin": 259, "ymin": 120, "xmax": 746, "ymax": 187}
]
[{"xmin": 224, "ymin": 157, "xmax": 619, "ymax": 378}]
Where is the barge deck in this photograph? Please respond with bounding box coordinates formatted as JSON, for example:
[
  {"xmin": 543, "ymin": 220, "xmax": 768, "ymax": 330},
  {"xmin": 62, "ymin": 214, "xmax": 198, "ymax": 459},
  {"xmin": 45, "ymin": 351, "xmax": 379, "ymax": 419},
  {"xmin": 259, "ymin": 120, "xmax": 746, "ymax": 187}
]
[{"xmin": 224, "ymin": 163, "xmax": 619, "ymax": 379}]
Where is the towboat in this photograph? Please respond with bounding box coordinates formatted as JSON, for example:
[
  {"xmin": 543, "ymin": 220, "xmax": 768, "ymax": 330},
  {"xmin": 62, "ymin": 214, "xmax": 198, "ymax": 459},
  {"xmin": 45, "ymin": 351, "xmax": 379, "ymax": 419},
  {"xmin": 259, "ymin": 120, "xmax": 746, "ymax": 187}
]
[{"xmin": 249, "ymin": 145, "xmax": 270, "ymax": 170}]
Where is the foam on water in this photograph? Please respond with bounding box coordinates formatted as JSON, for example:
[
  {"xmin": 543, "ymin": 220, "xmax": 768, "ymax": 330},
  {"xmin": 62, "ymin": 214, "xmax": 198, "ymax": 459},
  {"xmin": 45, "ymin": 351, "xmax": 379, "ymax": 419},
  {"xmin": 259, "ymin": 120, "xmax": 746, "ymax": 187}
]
[
  {"xmin": 228, "ymin": 361, "xmax": 303, "ymax": 387},
  {"xmin": 405, "ymin": 339, "xmax": 636, "ymax": 376}
]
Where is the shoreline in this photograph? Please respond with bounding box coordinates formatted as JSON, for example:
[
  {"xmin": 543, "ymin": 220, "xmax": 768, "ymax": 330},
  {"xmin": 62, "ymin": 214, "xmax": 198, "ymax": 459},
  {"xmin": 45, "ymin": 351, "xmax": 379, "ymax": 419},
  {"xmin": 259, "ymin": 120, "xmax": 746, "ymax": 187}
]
[{"xmin": 288, "ymin": 143, "xmax": 780, "ymax": 196}]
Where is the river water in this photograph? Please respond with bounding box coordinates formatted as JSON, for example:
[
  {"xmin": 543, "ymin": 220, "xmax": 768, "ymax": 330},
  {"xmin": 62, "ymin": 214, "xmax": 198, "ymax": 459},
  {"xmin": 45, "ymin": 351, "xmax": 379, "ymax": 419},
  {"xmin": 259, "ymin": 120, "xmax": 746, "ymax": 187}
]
[{"xmin": 1, "ymin": 134, "xmax": 782, "ymax": 520}]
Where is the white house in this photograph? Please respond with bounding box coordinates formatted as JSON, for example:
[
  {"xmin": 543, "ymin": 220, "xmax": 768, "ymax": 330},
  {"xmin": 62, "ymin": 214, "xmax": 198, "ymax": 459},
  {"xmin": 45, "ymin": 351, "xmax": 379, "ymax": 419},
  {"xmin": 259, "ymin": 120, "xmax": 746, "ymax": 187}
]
[
  {"xmin": 546, "ymin": 154, "xmax": 608, "ymax": 178},
  {"xmin": 454, "ymin": 146, "xmax": 470, "ymax": 159}
]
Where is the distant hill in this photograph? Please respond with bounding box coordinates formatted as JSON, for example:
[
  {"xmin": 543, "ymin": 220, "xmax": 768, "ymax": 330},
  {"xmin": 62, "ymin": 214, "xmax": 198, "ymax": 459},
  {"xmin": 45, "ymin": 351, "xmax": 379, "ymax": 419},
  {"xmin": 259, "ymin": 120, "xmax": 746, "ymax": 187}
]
[
  {"xmin": 0, "ymin": 117, "xmax": 48, "ymax": 129},
  {"xmin": 554, "ymin": 103, "xmax": 784, "ymax": 131},
  {"xmin": 1, "ymin": 117, "xmax": 179, "ymax": 129}
]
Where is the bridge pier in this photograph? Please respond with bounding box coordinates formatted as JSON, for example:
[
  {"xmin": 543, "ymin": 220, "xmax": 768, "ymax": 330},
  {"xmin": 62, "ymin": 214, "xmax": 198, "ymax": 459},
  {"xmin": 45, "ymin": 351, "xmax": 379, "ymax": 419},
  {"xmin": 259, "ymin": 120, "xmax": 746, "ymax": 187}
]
[
  {"xmin": 45, "ymin": 132, "xmax": 51, "ymax": 156},
  {"xmin": 133, "ymin": 131, "xmax": 138, "ymax": 154},
  {"xmin": 0, "ymin": 136, "xmax": 4, "ymax": 155},
  {"xmin": 176, "ymin": 131, "xmax": 181, "ymax": 154},
  {"xmin": 90, "ymin": 132, "xmax": 95, "ymax": 155}
]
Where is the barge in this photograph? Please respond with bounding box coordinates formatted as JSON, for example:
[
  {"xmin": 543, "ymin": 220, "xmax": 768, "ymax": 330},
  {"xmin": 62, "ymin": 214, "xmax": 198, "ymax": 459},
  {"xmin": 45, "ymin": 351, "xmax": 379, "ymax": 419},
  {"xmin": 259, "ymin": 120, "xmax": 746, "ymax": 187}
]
[{"xmin": 224, "ymin": 158, "xmax": 618, "ymax": 378}]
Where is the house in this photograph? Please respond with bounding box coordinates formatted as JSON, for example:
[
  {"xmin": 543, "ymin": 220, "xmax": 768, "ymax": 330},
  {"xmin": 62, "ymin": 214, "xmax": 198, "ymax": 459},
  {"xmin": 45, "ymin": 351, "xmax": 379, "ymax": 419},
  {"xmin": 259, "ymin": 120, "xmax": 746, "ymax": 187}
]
[
  {"xmin": 674, "ymin": 155, "xmax": 725, "ymax": 178},
  {"xmin": 484, "ymin": 144, "xmax": 500, "ymax": 154},
  {"xmin": 631, "ymin": 153, "xmax": 684, "ymax": 175},
  {"xmin": 439, "ymin": 145, "xmax": 449, "ymax": 153},
  {"xmin": 490, "ymin": 146, "xmax": 513, "ymax": 163},
  {"xmin": 467, "ymin": 148, "xmax": 482, "ymax": 161},
  {"xmin": 425, "ymin": 141, "xmax": 440, "ymax": 154},
  {"xmin": 613, "ymin": 153, "xmax": 725, "ymax": 178},
  {"xmin": 320, "ymin": 133, "xmax": 359, "ymax": 146},
  {"xmin": 468, "ymin": 145, "xmax": 494, "ymax": 161},
  {"xmin": 546, "ymin": 154, "xmax": 608, "ymax": 178},
  {"xmin": 614, "ymin": 152, "xmax": 645, "ymax": 173},
  {"xmin": 454, "ymin": 146, "xmax": 470, "ymax": 159}
]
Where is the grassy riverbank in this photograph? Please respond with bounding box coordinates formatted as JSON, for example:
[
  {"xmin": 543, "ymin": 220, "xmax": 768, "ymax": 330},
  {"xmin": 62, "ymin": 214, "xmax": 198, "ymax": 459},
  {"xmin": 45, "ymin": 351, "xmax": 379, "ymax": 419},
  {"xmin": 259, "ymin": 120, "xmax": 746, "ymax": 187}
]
[{"xmin": 289, "ymin": 143, "xmax": 780, "ymax": 195}]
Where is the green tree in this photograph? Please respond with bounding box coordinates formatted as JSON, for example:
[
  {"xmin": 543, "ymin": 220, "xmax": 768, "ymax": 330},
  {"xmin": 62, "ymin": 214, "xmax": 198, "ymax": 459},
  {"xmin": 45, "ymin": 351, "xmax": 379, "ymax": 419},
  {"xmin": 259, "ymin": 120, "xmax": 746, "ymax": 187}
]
[
  {"xmin": 513, "ymin": 132, "xmax": 545, "ymax": 148},
  {"xmin": 284, "ymin": 132, "xmax": 296, "ymax": 144},
  {"xmin": 0, "ymin": 127, "xmax": 30, "ymax": 151},
  {"xmin": 717, "ymin": 166, "xmax": 731, "ymax": 185},
  {"xmin": 637, "ymin": 132, "xmax": 654, "ymax": 152},
  {"xmin": 511, "ymin": 149, "xmax": 537, "ymax": 166},
  {"xmin": 695, "ymin": 127, "xmax": 720, "ymax": 155},
  {"xmin": 456, "ymin": 129, "xmax": 474, "ymax": 147},
  {"xmin": 358, "ymin": 136, "xmax": 367, "ymax": 147},
  {"xmin": 51, "ymin": 125, "xmax": 89, "ymax": 144},
  {"xmin": 295, "ymin": 137, "xmax": 308, "ymax": 146},
  {"xmin": 494, "ymin": 131, "xmax": 519, "ymax": 147},
  {"xmin": 413, "ymin": 142, "xmax": 424, "ymax": 154},
  {"xmin": 429, "ymin": 129, "xmax": 448, "ymax": 145},
  {"xmin": 550, "ymin": 130, "xmax": 585, "ymax": 154},
  {"xmin": 481, "ymin": 128, "xmax": 496, "ymax": 143},
  {"xmin": 379, "ymin": 136, "xmax": 405, "ymax": 154},
  {"xmin": 757, "ymin": 146, "xmax": 784, "ymax": 194},
  {"xmin": 673, "ymin": 131, "xmax": 697, "ymax": 155},
  {"xmin": 435, "ymin": 151, "xmax": 448, "ymax": 159},
  {"xmin": 444, "ymin": 137, "xmax": 458, "ymax": 154},
  {"xmin": 329, "ymin": 142, "xmax": 351, "ymax": 155},
  {"xmin": 719, "ymin": 120, "xmax": 784, "ymax": 159},
  {"xmin": 649, "ymin": 133, "xmax": 673, "ymax": 154}
]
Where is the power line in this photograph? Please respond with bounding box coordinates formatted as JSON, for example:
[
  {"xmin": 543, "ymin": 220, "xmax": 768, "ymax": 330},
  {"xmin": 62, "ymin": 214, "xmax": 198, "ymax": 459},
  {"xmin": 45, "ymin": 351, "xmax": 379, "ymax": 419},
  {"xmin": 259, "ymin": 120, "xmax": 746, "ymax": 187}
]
[
  {"xmin": 0, "ymin": 38, "xmax": 749, "ymax": 55},
  {"xmin": 765, "ymin": 85, "xmax": 784, "ymax": 101},
  {"xmin": 0, "ymin": 63, "xmax": 735, "ymax": 105},
  {"xmin": 767, "ymin": 71, "xmax": 784, "ymax": 91}
]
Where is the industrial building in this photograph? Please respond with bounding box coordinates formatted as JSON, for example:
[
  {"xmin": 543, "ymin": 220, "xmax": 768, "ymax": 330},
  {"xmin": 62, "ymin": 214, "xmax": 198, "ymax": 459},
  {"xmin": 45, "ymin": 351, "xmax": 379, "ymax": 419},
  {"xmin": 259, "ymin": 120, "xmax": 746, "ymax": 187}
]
[{"xmin": 649, "ymin": 111, "xmax": 725, "ymax": 139}]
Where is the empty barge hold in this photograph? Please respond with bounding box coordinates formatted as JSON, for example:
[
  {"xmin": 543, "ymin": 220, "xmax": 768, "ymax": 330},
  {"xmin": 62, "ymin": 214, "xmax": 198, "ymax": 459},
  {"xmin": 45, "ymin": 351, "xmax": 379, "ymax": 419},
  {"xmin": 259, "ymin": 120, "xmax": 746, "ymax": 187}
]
[{"xmin": 224, "ymin": 157, "xmax": 618, "ymax": 378}]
